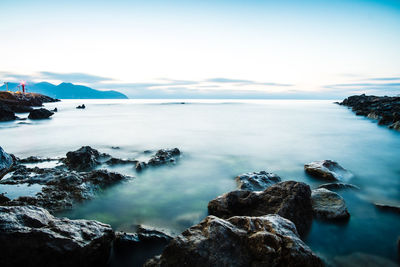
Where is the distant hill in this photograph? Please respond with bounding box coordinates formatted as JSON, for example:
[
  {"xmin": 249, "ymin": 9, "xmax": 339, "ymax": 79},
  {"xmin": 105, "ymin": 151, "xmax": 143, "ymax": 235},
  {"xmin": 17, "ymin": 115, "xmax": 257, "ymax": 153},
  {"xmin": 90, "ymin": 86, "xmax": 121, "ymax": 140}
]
[{"xmin": 0, "ymin": 82, "xmax": 128, "ymax": 99}]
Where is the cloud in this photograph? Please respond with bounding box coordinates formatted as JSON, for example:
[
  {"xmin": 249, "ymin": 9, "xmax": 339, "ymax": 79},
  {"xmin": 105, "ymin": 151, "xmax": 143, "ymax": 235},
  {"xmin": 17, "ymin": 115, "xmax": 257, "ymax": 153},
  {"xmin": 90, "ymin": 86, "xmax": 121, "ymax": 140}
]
[
  {"xmin": 365, "ymin": 77, "xmax": 400, "ymax": 81},
  {"xmin": 38, "ymin": 71, "xmax": 113, "ymax": 83},
  {"xmin": 206, "ymin": 77, "xmax": 292, "ymax": 87}
]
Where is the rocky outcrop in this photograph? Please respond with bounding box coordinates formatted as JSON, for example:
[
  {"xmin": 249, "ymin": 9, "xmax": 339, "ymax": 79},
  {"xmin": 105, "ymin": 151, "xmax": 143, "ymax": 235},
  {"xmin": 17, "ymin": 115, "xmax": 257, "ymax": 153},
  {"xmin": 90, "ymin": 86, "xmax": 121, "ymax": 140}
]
[
  {"xmin": 235, "ymin": 171, "xmax": 281, "ymax": 191},
  {"xmin": 135, "ymin": 148, "xmax": 181, "ymax": 171},
  {"xmin": 340, "ymin": 94, "xmax": 400, "ymax": 131},
  {"xmin": 2, "ymin": 166, "xmax": 130, "ymax": 212},
  {"xmin": 311, "ymin": 188, "xmax": 350, "ymax": 220},
  {"xmin": 208, "ymin": 181, "xmax": 313, "ymax": 236},
  {"xmin": 0, "ymin": 205, "xmax": 114, "ymax": 267},
  {"xmin": 144, "ymin": 215, "xmax": 323, "ymax": 267},
  {"xmin": 28, "ymin": 108, "xmax": 54, "ymax": 120},
  {"xmin": 0, "ymin": 103, "xmax": 17, "ymax": 121},
  {"xmin": 105, "ymin": 157, "xmax": 138, "ymax": 166},
  {"xmin": 76, "ymin": 104, "xmax": 86, "ymax": 109},
  {"xmin": 0, "ymin": 146, "xmax": 13, "ymax": 178},
  {"xmin": 0, "ymin": 193, "xmax": 10, "ymax": 204},
  {"xmin": 304, "ymin": 160, "xmax": 353, "ymax": 181},
  {"xmin": 64, "ymin": 146, "xmax": 109, "ymax": 171},
  {"xmin": 333, "ymin": 252, "xmax": 398, "ymax": 267},
  {"xmin": 317, "ymin": 182, "xmax": 360, "ymax": 191},
  {"xmin": 374, "ymin": 203, "xmax": 400, "ymax": 214}
]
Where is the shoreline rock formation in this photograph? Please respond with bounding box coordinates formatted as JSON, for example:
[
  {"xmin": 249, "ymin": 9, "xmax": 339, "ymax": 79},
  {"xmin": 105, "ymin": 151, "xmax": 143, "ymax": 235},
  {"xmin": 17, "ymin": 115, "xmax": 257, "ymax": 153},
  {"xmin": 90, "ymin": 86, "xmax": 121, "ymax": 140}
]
[
  {"xmin": 0, "ymin": 146, "xmax": 13, "ymax": 178},
  {"xmin": 311, "ymin": 188, "xmax": 350, "ymax": 220},
  {"xmin": 304, "ymin": 160, "xmax": 353, "ymax": 181},
  {"xmin": 339, "ymin": 94, "xmax": 400, "ymax": 131},
  {"xmin": 235, "ymin": 171, "xmax": 281, "ymax": 191},
  {"xmin": 135, "ymin": 148, "xmax": 181, "ymax": 171}
]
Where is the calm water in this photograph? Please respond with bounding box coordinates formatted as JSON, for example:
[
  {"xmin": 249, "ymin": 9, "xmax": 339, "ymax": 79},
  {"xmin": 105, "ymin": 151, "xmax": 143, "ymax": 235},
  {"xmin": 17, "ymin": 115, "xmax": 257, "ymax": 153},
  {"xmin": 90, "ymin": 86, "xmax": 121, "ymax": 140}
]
[{"xmin": 1, "ymin": 99, "xmax": 399, "ymax": 265}]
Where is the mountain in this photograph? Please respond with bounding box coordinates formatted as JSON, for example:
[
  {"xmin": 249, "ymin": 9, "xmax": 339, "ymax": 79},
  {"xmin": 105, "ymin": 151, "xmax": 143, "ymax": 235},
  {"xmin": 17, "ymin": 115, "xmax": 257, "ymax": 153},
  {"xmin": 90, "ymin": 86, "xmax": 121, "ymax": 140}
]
[{"xmin": 0, "ymin": 82, "xmax": 128, "ymax": 99}]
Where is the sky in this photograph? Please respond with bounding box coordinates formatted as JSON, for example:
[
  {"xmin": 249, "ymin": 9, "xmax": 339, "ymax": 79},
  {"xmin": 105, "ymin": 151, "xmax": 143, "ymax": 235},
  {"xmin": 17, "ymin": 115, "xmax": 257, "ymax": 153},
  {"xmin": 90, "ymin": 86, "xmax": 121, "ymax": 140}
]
[{"xmin": 0, "ymin": 0, "xmax": 400, "ymax": 98}]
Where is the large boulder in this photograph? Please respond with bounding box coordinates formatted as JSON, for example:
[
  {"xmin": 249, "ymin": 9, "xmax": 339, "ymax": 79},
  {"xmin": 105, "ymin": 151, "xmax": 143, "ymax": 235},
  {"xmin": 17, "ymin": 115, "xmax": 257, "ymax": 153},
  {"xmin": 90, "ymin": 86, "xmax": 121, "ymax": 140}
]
[
  {"xmin": 144, "ymin": 215, "xmax": 323, "ymax": 267},
  {"xmin": 311, "ymin": 188, "xmax": 350, "ymax": 220},
  {"xmin": 235, "ymin": 171, "xmax": 281, "ymax": 191},
  {"xmin": 0, "ymin": 103, "xmax": 16, "ymax": 121},
  {"xmin": 28, "ymin": 108, "xmax": 54, "ymax": 120},
  {"xmin": 64, "ymin": 146, "xmax": 108, "ymax": 171},
  {"xmin": 0, "ymin": 205, "xmax": 114, "ymax": 267},
  {"xmin": 0, "ymin": 146, "xmax": 13, "ymax": 178},
  {"xmin": 304, "ymin": 160, "xmax": 353, "ymax": 181},
  {"xmin": 208, "ymin": 181, "xmax": 313, "ymax": 236}
]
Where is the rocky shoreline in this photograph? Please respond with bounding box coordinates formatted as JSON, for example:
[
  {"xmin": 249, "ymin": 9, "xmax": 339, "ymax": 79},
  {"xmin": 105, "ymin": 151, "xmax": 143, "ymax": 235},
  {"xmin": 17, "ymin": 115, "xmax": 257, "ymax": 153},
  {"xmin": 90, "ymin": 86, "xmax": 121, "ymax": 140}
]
[
  {"xmin": 0, "ymin": 91, "xmax": 59, "ymax": 121},
  {"xmin": 0, "ymin": 146, "xmax": 399, "ymax": 266},
  {"xmin": 339, "ymin": 94, "xmax": 400, "ymax": 131}
]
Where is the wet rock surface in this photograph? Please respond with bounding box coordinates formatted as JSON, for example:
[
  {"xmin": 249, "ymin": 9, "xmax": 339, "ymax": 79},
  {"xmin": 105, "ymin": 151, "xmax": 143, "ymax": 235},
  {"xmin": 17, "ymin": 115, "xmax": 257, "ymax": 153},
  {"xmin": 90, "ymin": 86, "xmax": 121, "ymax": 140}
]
[
  {"xmin": 311, "ymin": 188, "xmax": 350, "ymax": 220},
  {"xmin": 305, "ymin": 160, "xmax": 353, "ymax": 181},
  {"xmin": 374, "ymin": 203, "xmax": 400, "ymax": 214},
  {"xmin": 0, "ymin": 146, "xmax": 13, "ymax": 178},
  {"xmin": 0, "ymin": 205, "xmax": 114, "ymax": 267},
  {"xmin": 28, "ymin": 108, "xmax": 54, "ymax": 119},
  {"xmin": 235, "ymin": 171, "xmax": 281, "ymax": 191},
  {"xmin": 0, "ymin": 103, "xmax": 17, "ymax": 121},
  {"xmin": 332, "ymin": 252, "xmax": 398, "ymax": 267},
  {"xmin": 208, "ymin": 181, "xmax": 313, "ymax": 236},
  {"xmin": 135, "ymin": 148, "xmax": 181, "ymax": 171},
  {"xmin": 64, "ymin": 146, "xmax": 109, "ymax": 171},
  {"xmin": 317, "ymin": 182, "xmax": 360, "ymax": 191},
  {"xmin": 144, "ymin": 214, "xmax": 323, "ymax": 267},
  {"xmin": 340, "ymin": 94, "xmax": 400, "ymax": 131}
]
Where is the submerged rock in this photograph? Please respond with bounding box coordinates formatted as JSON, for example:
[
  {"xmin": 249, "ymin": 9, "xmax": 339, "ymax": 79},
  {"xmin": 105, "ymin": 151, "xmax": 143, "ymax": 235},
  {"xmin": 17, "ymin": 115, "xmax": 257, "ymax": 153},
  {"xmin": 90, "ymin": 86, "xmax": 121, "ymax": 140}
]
[
  {"xmin": 311, "ymin": 188, "xmax": 350, "ymax": 220},
  {"xmin": 135, "ymin": 148, "xmax": 180, "ymax": 171},
  {"xmin": 64, "ymin": 146, "xmax": 108, "ymax": 171},
  {"xmin": 208, "ymin": 181, "xmax": 313, "ymax": 236},
  {"xmin": 0, "ymin": 205, "xmax": 114, "ymax": 267},
  {"xmin": 317, "ymin": 182, "xmax": 360, "ymax": 191},
  {"xmin": 28, "ymin": 108, "xmax": 54, "ymax": 120},
  {"xmin": 304, "ymin": 160, "xmax": 353, "ymax": 181},
  {"xmin": 0, "ymin": 146, "xmax": 13, "ymax": 178},
  {"xmin": 374, "ymin": 203, "xmax": 400, "ymax": 214},
  {"xmin": 144, "ymin": 215, "xmax": 323, "ymax": 267},
  {"xmin": 333, "ymin": 252, "xmax": 398, "ymax": 267},
  {"xmin": 235, "ymin": 171, "xmax": 281, "ymax": 191}
]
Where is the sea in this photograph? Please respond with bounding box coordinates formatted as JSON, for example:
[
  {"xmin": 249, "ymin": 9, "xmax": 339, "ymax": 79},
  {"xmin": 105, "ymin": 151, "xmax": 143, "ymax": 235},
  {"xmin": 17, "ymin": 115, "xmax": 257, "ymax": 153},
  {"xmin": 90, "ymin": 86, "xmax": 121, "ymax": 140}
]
[{"xmin": 1, "ymin": 99, "xmax": 399, "ymax": 266}]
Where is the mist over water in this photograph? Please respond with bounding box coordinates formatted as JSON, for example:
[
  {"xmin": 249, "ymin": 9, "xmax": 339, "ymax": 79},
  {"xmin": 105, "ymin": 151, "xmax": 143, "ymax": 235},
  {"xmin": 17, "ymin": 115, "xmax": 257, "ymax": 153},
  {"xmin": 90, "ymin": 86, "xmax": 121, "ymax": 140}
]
[{"xmin": 1, "ymin": 99, "xmax": 399, "ymax": 264}]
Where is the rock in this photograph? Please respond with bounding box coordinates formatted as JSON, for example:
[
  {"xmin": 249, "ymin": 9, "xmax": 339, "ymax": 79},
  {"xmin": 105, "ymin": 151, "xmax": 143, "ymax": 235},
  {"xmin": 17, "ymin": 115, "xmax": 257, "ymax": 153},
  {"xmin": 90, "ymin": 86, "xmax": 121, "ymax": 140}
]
[
  {"xmin": 0, "ymin": 103, "xmax": 16, "ymax": 121},
  {"xmin": 0, "ymin": 205, "xmax": 114, "ymax": 267},
  {"xmin": 311, "ymin": 188, "xmax": 350, "ymax": 220},
  {"xmin": 18, "ymin": 156, "xmax": 55, "ymax": 163},
  {"xmin": 64, "ymin": 146, "xmax": 108, "ymax": 171},
  {"xmin": 0, "ymin": 146, "xmax": 13, "ymax": 178},
  {"xmin": 52, "ymin": 107, "xmax": 58, "ymax": 112},
  {"xmin": 28, "ymin": 108, "xmax": 54, "ymax": 120},
  {"xmin": 304, "ymin": 160, "xmax": 353, "ymax": 181},
  {"xmin": 235, "ymin": 171, "xmax": 281, "ymax": 191},
  {"xmin": 105, "ymin": 157, "xmax": 138, "ymax": 166},
  {"xmin": 135, "ymin": 148, "xmax": 180, "ymax": 171},
  {"xmin": 389, "ymin": 121, "xmax": 400, "ymax": 131},
  {"xmin": 333, "ymin": 252, "xmax": 398, "ymax": 267},
  {"xmin": 144, "ymin": 214, "xmax": 323, "ymax": 267},
  {"xmin": 0, "ymin": 193, "xmax": 10, "ymax": 204},
  {"xmin": 114, "ymin": 227, "xmax": 172, "ymax": 252},
  {"xmin": 208, "ymin": 181, "xmax": 313, "ymax": 236},
  {"xmin": 374, "ymin": 203, "xmax": 400, "ymax": 214},
  {"xmin": 317, "ymin": 182, "xmax": 360, "ymax": 191},
  {"xmin": 76, "ymin": 104, "xmax": 86, "ymax": 109}
]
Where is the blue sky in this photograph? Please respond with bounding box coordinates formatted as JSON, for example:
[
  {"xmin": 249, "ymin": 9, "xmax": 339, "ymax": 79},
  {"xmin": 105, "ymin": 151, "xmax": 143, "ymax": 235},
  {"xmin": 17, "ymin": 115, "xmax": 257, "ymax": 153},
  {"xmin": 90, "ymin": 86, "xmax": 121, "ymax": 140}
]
[{"xmin": 1, "ymin": 0, "xmax": 400, "ymax": 98}]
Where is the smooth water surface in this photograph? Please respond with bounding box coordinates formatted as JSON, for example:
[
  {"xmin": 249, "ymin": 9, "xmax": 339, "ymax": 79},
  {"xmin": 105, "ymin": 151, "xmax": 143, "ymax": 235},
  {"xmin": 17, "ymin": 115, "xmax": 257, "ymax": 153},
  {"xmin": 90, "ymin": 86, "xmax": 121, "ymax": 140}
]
[{"xmin": 1, "ymin": 99, "xmax": 399, "ymax": 265}]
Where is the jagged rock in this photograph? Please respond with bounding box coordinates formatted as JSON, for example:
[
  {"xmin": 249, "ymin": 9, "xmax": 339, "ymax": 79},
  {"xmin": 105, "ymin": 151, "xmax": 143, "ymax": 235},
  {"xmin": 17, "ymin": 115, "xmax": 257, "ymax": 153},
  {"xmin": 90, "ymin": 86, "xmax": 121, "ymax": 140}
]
[
  {"xmin": 374, "ymin": 203, "xmax": 400, "ymax": 214},
  {"xmin": 28, "ymin": 108, "xmax": 54, "ymax": 120},
  {"xmin": 76, "ymin": 104, "xmax": 86, "ymax": 109},
  {"xmin": 52, "ymin": 107, "xmax": 58, "ymax": 112},
  {"xmin": 0, "ymin": 205, "xmax": 114, "ymax": 267},
  {"xmin": 64, "ymin": 146, "xmax": 108, "ymax": 171},
  {"xmin": 144, "ymin": 215, "xmax": 323, "ymax": 267},
  {"xmin": 304, "ymin": 160, "xmax": 353, "ymax": 181},
  {"xmin": 0, "ymin": 193, "xmax": 10, "ymax": 204},
  {"xmin": 208, "ymin": 181, "xmax": 313, "ymax": 236},
  {"xmin": 0, "ymin": 146, "xmax": 13, "ymax": 178},
  {"xmin": 311, "ymin": 188, "xmax": 350, "ymax": 220},
  {"xmin": 317, "ymin": 182, "xmax": 360, "ymax": 191},
  {"xmin": 235, "ymin": 171, "xmax": 281, "ymax": 191},
  {"xmin": 333, "ymin": 252, "xmax": 398, "ymax": 267},
  {"xmin": 135, "ymin": 148, "xmax": 180, "ymax": 171},
  {"xmin": 0, "ymin": 103, "xmax": 16, "ymax": 121}
]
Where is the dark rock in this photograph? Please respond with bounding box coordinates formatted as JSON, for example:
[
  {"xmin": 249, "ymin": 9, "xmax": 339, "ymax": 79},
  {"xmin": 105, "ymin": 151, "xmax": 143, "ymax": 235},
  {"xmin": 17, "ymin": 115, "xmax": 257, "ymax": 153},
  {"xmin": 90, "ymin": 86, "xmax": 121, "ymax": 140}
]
[
  {"xmin": 0, "ymin": 205, "xmax": 114, "ymax": 267},
  {"xmin": 333, "ymin": 252, "xmax": 398, "ymax": 267},
  {"xmin": 208, "ymin": 181, "xmax": 313, "ymax": 236},
  {"xmin": 144, "ymin": 215, "xmax": 323, "ymax": 267},
  {"xmin": 64, "ymin": 146, "xmax": 108, "ymax": 171},
  {"xmin": 374, "ymin": 203, "xmax": 400, "ymax": 214},
  {"xmin": 317, "ymin": 182, "xmax": 360, "ymax": 191},
  {"xmin": 111, "ymin": 146, "xmax": 120, "ymax": 149},
  {"xmin": 9, "ymin": 104, "xmax": 33, "ymax": 113},
  {"xmin": 18, "ymin": 156, "xmax": 55, "ymax": 163},
  {"xmin": 114, "ymin": 227, "xmax": 172, "ymax": 252},
  {"xmin": 135, "ymin": 161, "xmax": 147, "ymax": 171},
  {"xmin": 76, "ymin": 104, "xmax": 86, "ymax": 109},
  {"xmin": 311, "ymin": 188, "xmax": 350, "ymax": 220},
  {"xmin": 28, "ymin": 108, "xmax": 54, "ymax": 120},
  {"xmin": 135, "ymin": 148, "xmax": 180, "ymax": 171},
  {"xmin": 52, "ymin": 107, "xmax": 58, "ymax": 112},
  {"xmin": 0, "ymin": 103, "xmax": 16, "ymax": 121},
  {"xmin": 235, "ymin": 171, "xmax": 281, "ymax": 191},
  {"xmin": 0, "ymin": 193, "xmax": 10, "ymax": 204},
  {"xmin": 106, "ymin": 157, "xmax": 138, "ymax": 166},
  {"xmin": 304, "ymin": 160, "xmax": 353, "ymax": 181},
  {"xmin": 389, "ymin": 121, "xmax": 400, "ymax": 131},
  {"xmin": 0, "ymin": 146, "xmax": 13, "ymax": 178}
]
